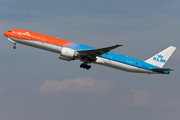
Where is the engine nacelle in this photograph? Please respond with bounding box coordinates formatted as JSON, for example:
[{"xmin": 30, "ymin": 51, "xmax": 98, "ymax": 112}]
[
  {"xmin": 59, "ymin": 55, "xmax": 71, "ymax": 61},
  {"xmin": 60, "ymin": 47, "xmax": 77, "ymax": 60}
]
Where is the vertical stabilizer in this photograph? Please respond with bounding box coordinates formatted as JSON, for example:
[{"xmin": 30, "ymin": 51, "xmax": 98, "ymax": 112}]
[{"xmin": 145, "ymin": 46, "xmax": 176, "ymax": 68}]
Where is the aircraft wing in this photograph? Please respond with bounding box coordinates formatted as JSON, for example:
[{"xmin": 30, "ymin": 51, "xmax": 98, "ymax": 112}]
[
  {"xmin": 77, "ymin": 44, "xmax": 122, "ymax": 56},
  {"xmin": 77, "ymin": 44, "xmax": 122, "ymax": 63}
]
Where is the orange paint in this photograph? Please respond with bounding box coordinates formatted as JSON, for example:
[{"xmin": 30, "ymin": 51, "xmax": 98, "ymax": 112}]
[{"xmin": 4, "ymin": 29, "xmax": 72, "ymax": 47}]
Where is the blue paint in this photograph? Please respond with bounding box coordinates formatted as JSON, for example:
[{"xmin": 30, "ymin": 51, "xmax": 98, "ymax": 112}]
[
  {"xmin": 70, "ymin": 43, "xmax": 169, "ymax": 74},
  {"xmin": 153, "ymin": 54, "xmax": 166, "ymax": 63}
]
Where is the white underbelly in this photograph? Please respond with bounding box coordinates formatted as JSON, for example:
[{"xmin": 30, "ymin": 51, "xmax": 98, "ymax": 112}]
[
  {"xmin": 95, "ymin": 57, "xmax": 153, "ymax": 73},
  {"xmin": 9, "ymin": 37, "xmax": 61, "ymax": 53}
]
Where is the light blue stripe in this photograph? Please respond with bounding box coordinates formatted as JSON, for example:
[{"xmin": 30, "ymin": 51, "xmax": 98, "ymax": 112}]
[{"xmin": 71, "ymin": 44, "xmax": 169, "ymax": 74}]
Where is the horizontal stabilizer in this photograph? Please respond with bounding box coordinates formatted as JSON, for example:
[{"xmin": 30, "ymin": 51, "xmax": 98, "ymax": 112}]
[{"xmin": 151, "ymin": 68, "xmax": 174, "ymax": 71}]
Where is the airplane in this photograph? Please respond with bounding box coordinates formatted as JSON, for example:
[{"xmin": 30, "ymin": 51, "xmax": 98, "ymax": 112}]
[{"xmin": 4, "ymin": 29, "xmax": 176, "ymax": 74}]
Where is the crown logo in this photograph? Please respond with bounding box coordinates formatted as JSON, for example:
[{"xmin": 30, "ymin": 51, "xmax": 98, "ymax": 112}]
[{"xmin": 157, "ymin": 54, "xmax": 163, "ymax": 58}]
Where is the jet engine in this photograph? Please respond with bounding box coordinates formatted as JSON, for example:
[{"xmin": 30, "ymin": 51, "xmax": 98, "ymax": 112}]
[{"xmin": 59, "ymin": 47, "xmax": 78, "ymax": 61}]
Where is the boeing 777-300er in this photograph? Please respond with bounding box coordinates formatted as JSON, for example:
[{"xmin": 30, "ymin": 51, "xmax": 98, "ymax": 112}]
[{"xmin": 4, "ymin": 29, "xmax": 176, "ymax": 74}]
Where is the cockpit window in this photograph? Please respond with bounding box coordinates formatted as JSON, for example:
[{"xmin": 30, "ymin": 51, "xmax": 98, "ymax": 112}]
[{"xmin": 7, "ymin": 30, "xmax": 12, "ymax": 32}]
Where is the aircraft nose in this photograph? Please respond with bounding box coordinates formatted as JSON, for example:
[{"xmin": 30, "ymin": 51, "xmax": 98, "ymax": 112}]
[
  {"xmin": 4, "ymin": 30, "xmax": 13, "ymax": 37},
  {"xmin": 4, "ymin": 31, "xmax": 8, "ymax": 37},
  {"xmin": 4, "ymin": 30, "xmax": 12, "ymax": 37}
]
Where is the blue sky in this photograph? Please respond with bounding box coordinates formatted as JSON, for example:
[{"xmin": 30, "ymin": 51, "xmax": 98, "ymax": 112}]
[{"xmin": 0, "ymin": 0, "xmax": 180, "ymax": 120}]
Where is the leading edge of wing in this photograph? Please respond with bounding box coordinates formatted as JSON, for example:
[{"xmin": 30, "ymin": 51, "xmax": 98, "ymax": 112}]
[{"xmin": 77, "ymin": 44, "xmax": 123, "ymax": 56}]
